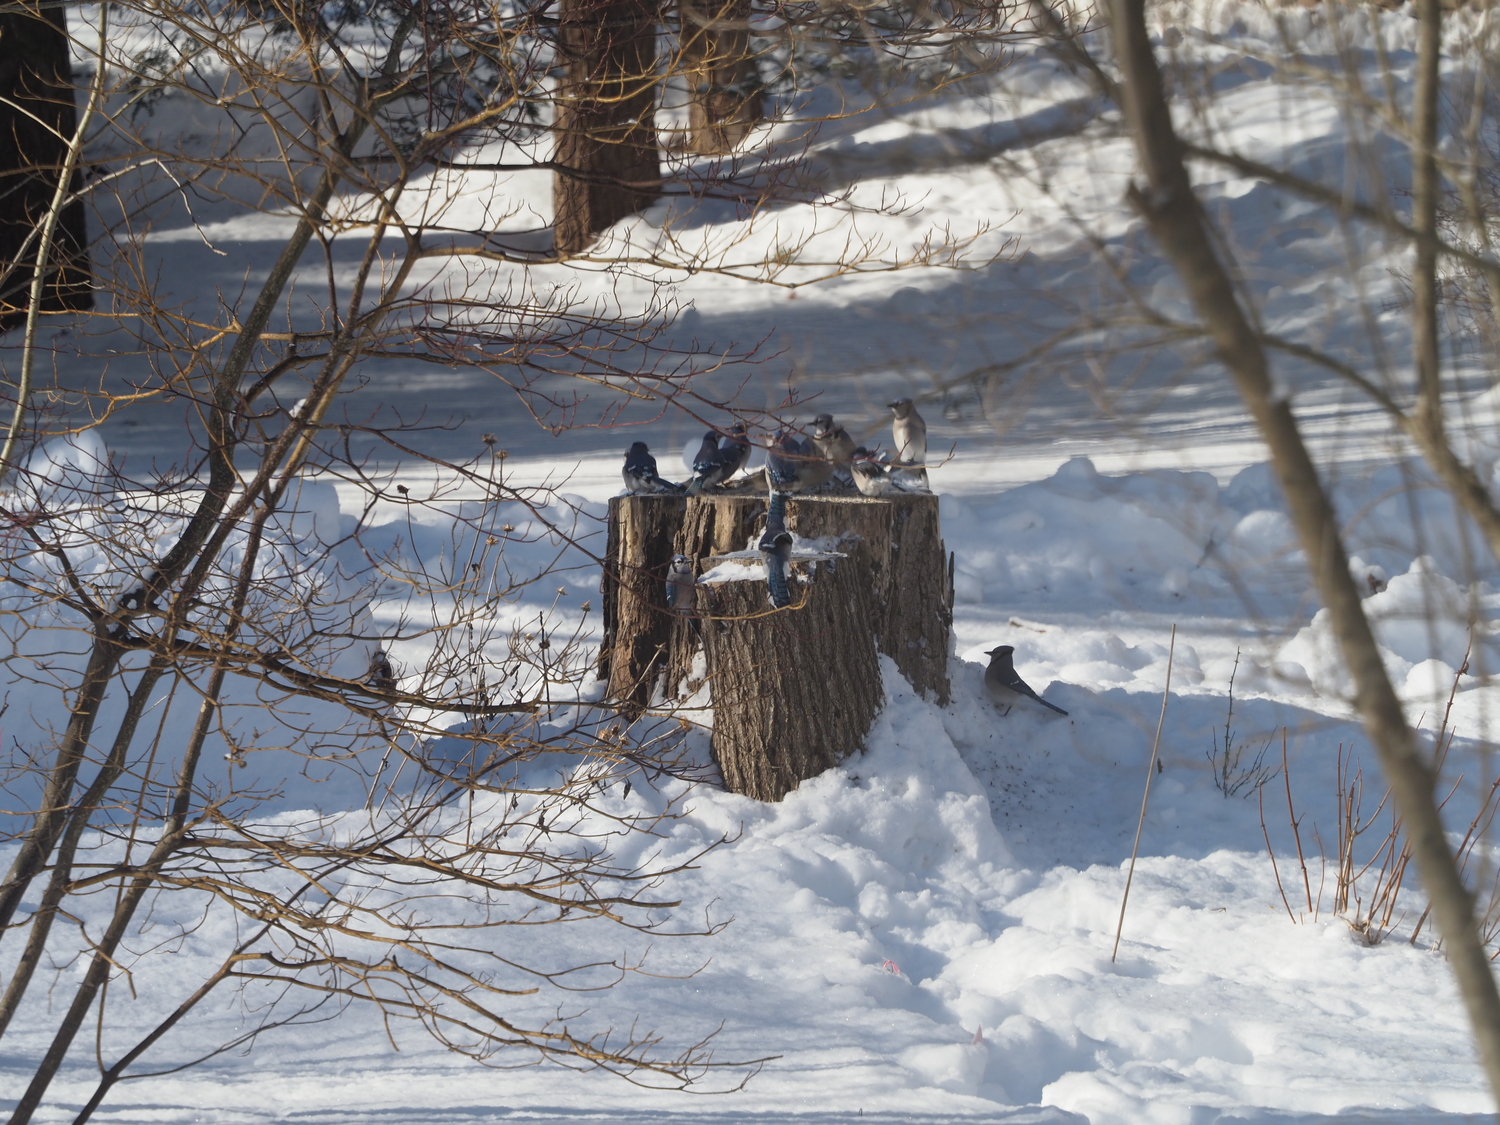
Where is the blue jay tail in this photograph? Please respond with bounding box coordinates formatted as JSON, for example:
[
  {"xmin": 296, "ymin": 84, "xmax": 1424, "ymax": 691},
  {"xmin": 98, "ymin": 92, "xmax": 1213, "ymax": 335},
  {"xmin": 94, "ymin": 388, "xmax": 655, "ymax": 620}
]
[{"xmin": 765, "ymin": 554, "xmax": 792, "ymax": 608}]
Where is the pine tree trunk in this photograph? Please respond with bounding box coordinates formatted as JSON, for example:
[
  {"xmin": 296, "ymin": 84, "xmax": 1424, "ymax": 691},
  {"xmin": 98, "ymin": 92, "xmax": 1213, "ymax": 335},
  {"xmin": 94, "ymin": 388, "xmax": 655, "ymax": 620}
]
[
  {"xmin": 0, "ymin": 2, "xmax": 91, "ymax": 329},
  {"xmin": 679, "ymin": 0, "xmax": 761, "ymax": 155},
  {"xmin": 552, "ymin": 0, "xmax": 662, "ymax": 255},
  {"xmin": 700, "ymin": 555, "xmax": 881, "ymax": 801}
]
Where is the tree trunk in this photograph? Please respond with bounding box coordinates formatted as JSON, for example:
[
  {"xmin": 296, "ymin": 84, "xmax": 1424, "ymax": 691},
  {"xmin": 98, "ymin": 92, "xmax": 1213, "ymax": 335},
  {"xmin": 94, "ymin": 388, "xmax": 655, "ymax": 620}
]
[
  {"xmin": 603, "ymin": 493, "xmax": 950, "ymax": 706},
  {"xmin": 600, "ymin": 494, "xmax": 687, "ymax": 715},
  {"xmin": 0, "ymin": 1, "xmax": 91, "ymax": 329},
  {"xmin": 552, "ymin": 0, "xmax": 662, "ymax": 255},
  {"xmin": 679, "ymin": 0, "xmax": 762, "ymax": 155},
  {"xmin": 699, "ymin": 554, "xmax": 881, "ymax": 801}
]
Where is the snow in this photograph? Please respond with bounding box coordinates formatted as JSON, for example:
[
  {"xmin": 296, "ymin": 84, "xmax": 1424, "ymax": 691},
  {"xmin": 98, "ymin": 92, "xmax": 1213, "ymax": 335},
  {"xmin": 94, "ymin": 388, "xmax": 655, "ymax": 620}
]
[{"xmin": 8, "ymin": 3, "xmax": 1500, "ymax": 1123}]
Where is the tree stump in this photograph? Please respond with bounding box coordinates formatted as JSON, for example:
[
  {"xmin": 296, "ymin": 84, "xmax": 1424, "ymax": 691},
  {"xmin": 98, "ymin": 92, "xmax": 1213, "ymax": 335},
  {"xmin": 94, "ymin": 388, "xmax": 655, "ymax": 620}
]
[
  {"xmin": 699, "ymin": 555, "xmax": 881, "ymax": 801},
  {"xmin": 600, "ymin": 492, "xmax": 952, "ymax": 799},
  {"xmin": 598, "ymin": 494, "xmax": 686, "ymax": 715}
]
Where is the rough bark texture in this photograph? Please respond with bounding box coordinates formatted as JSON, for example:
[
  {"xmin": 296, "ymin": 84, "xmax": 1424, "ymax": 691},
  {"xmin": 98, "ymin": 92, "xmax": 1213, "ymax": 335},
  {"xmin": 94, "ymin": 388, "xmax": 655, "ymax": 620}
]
[
  {"xmin": 552, "ymin": 0, "xmax": 661, "ymax": 255},
  {"xmin": 0, "ymin": 2, "xmax": 91, "ymax": 328},
  {"xmin": 781, "ymin": 495, "xmax": 951, "ymax": 704},
  {"xmin": 700, "ymin": 557, "xmax": 881, "ymax": 801},
  {"xmin": 662, "ymin": 490, "xmax": 767, "ymax": 694},
  {"xmin": 600, "ymin": 494, "xmax": 686, "ymax": 714},
  {"xmin": 602, "ymin": 493, "xmax": 950, "ymax": 706},
  {"xmin": 678, "ymin": 0, "xmax": 762, "ymax": 155}
]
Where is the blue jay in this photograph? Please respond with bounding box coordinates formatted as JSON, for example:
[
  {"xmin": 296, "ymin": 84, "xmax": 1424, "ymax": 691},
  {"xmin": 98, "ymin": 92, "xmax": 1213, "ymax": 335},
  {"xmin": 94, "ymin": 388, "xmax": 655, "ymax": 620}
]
[
  {"xmin": 623, "ymin": 442, "xmax": 681, "ymax": 494},
  {"xmin": 717, "ymin": 423, "xmax": 751, "ymax": 478},
  {"xmin": 767, "ymin": 429, "xmax": 831, "ymax": 493},
  {"xmin": 759, "ymin": 492, "xmax": 794, "ymax": 608},
  {"xmin": 811, "ymin": 413, "xmax": 856, "ymax": 486},
  {"xmin": 687, "ymin": 428, "xmax": 738, "ymax": 494},
  {"xmin": 849, "ymin": 448, "xmax": 914, "ymax": 498},
  {"xmin": 665, "ymin": 554, "xmax": 697, "ymax": 615},
  {"xmin": 887, "ymin": 397, "xmax": 929, "ymax": 488},
  {"xmin": 984, "ymin": 645, "xmax": 1068, "ymax": 715},
  {"xmin": 690, "ymin": 431, "xmax": 720, "ymax": 476}
]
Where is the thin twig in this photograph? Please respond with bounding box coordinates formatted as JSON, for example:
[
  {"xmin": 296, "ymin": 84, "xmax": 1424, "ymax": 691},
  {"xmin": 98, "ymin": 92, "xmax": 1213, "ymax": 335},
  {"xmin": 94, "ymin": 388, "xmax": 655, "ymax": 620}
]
[{"xmin": 1112, "ymin": 624, "xmax": 1176, "ymax": 963}]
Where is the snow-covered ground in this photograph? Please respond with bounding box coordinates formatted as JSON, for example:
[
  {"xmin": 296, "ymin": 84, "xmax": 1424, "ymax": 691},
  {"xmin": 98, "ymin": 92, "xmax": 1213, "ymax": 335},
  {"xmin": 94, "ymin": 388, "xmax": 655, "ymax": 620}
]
[{"xmin": 8, "ymin": 3, "xmax": 1500, "ymax": 1123}]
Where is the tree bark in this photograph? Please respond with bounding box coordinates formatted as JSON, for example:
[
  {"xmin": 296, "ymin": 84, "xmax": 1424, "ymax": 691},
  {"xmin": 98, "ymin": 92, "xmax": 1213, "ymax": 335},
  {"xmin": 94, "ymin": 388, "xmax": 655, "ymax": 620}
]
[
  {"xmin": 1110, "ymin": 0, "xmax": 1500, "ymax": 1101},
  {"xmin": 678, "ymin": 0, "xmax": 761, "ymax": 155},
  {"xmin": 699, "ymin": 555, "xmax": 881, "ymax": 801},
  {"xmin": 603, "ymin": 493, "xmax": 950, "ymax": 726},
  {"xmin": 552, "ymin": 0, "xmax": 662, "ymax": 254},
  {"xmin": 0, "ymin": 0, "xmax": 91, "ymax": 328},
  {"xmin": 601, "ymin": 493, "xmax": 687, "ymax": 714}
]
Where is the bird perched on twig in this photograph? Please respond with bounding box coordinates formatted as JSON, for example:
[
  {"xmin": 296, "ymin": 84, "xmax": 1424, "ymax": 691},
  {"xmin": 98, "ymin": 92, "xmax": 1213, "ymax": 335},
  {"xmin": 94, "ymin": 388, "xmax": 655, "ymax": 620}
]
[
  {"xmin": 887, "ymin": 397, "xmax": 929, "ymax": 489},
  {"xmin": 983, "ymin": 645, "xmax": 1067, "ymax": 715},
  {"xmin": 665, "ymin": 554, "xmax": 697, "ymax": 616},
  {"xmin": 367, "ymin": 649, "xmax": 396, "ymax": 693},
  {"xmin": 623, "ymin": 442, "xmax": 681, "ymax": 494},
  {"xmin": 811, "ymin": 413, "xmax": 856, "ymax": 486},
  {"xmin": 759, "ymin": 492, "xmax": 794, "ymax": 608}
]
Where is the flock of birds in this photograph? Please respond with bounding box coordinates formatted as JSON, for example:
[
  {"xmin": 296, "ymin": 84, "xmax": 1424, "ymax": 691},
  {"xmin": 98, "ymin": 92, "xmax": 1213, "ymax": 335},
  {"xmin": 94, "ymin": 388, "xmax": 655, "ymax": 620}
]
[
  {"xmin": 619, "ymin": 396, "xmax": 1071, "ymax": 718},
  {"xmin": 621, "ymin": 398, "xmax": 931, "ymax": 499}
]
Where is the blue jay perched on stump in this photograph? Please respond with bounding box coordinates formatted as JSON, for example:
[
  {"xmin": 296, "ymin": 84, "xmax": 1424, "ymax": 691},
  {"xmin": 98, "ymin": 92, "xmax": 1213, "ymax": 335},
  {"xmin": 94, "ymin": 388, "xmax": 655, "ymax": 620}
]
[
  {"xmin": 984, "ymin": 645, "xmax": 1068, "ymax": 715},
  {"xmin": 811, "ymin": 413, "xmax": 856, "ymax": 485},
  {"xmin": 687, "ymin": 425, "xmax": 750, "ymax": 494},
  {"xmin": 887, "ymin": 397, "xmax": 929, "ymax": 489},
  {"xmin": 767, "ymin": 430, "xmax": 831, "ymax": 493},
  {"xmin": 623, "ymin": 442, "xmax": 681, "ymax": 494},
  {"xmin": 850, "ymin": 447, "xmax": 920, "ymax": 497},
  {"xmin": 665, "ymin": 554, "xmax": 697, "ymax": 616},
  {"xmin": 759, "ymin": 491, "xmax": 794, "ymax": 608}
]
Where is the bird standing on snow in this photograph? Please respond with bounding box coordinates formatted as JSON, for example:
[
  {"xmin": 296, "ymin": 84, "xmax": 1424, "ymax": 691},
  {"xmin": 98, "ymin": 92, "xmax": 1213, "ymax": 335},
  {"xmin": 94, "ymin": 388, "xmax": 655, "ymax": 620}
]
[
  {"xmin": 759, "ymin": 492, "xmax": 794, "ymax": 608},
  {"xmin": 887, "ymin": 397, "xmax": 929, "ymax": 488},
  {"xmin": 623, "ymin": 442, "xmax": 680, "ymax": 494},
  {"xmin": 984, "ymin": 645, "xmax": 1067, "ymax": 715},
  {"xmin": 665, "ymin": 554, "xmax": 697, "ymax": 615}
]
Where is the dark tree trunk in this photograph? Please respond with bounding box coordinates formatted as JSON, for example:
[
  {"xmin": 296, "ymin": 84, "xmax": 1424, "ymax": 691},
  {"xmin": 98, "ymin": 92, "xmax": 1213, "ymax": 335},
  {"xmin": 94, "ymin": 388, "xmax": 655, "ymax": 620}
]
[
  {"xmin": 678, "ymin": 0, "xmax": 761, "ymax": 155},
  {"xmin": 700, "ymin": 555, "xmax": 881, "ymax": 801},
  {"xmin": 600, "ymin": 494, "xmax": 687, "ymax": 715},
  {"xmin": 552, "ymin": 0, "xmax": 662, "ymax": 255},
  {"xmin": 0, "ymin": 2, "xmax": 91, "ymax": 330}
]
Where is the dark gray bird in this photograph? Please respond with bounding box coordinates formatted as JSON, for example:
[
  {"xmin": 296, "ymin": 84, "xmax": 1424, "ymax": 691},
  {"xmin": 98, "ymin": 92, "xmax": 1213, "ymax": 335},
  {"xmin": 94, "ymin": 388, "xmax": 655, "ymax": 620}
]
[
  {"xmin": 690, "ymin": 430, "xmax": 721, "ymax": 475},
  {"xmin": 623, "ymin": 441, "xmax": 680, "ymax": 494},
  {"xmin": 983, "ymin": 645, "xmax": 1067, "ymax": 716},
  {"xmin": 687, "ymin": 426, "xmax": 746, "ymax": 494},
  {"xmin": 665, "ymin": 554, "xmax": 697, "ymax": 615},
  {"xmin": 717, "ymin": 423, "xmax": 751, "ymax": 478},
  {"xmin": 367, "ymin": 649, "xmax": 396, "ymax": 692},
  {"xmin": 887, "ymin": 397, "xmax": 929, "ymax": 488},
  {"xmin": 759, "ymin": 491, "xmax": 793, "ymax": 607}
]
